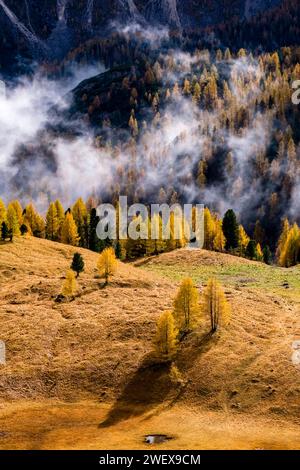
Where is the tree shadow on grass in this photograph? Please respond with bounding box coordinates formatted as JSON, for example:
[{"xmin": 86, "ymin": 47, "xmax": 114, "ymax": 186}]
[
  {"xmin": 98, "ymin": 357, "xmax": 172, "ymax": 428},
  {"xmin": 177, "ymin": 330, "xmax": 219, "ymax": 370},
  {"xmin": 99, "ymin": 330, "xmax": 219, "ymax": 428}
]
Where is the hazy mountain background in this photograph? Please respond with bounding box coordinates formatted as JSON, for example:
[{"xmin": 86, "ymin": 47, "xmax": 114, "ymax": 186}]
[
  {"xmin": 1, "ymin": 0, "xmax": 300, "ymax": 247},
  {"xmin": 0, "ymin": 0, "xmax": 283, "ymax": 71}
]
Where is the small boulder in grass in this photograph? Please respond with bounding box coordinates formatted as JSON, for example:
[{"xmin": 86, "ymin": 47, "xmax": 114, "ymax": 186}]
[{"xmin": 55, "ymin": 294, "xmax": 66, "ymax": 303}]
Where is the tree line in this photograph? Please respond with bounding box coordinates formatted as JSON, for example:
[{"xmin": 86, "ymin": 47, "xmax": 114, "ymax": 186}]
[
  {"xmin": 0, "ymin": 196, "xmax": 274, "ymax": 263},
  {"xmin": 0, "ymin": 196, "xmax": 278, "ymax": 265}
]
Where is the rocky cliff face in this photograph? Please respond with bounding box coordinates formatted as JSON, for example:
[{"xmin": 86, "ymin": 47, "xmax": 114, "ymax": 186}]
[
  {"xmin": 0, "ymin": 0, "xmax": 282, "ymax": 38},
  {"xmin": 144, "ymin": 0, "xmax": 182, "ymax": 30},
  {"xmin": 0, "ymin": 0, "xmax": 282, "ymax": 71}
]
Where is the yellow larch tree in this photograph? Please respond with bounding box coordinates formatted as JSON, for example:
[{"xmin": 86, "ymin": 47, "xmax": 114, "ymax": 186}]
[
  {"xmin": 204, "ymin": 208, "xmax": 224, "ymax": 251},
  {"xmin": 154, "ymin": 311, "xmax": 178, "ymax": 363},
  {"xmin": 61, "ymin": 270, "xmax": 77, "ymax": 297},
  {"xmin": 192, "ymin": 82, "xmax": 201, "ymax": 104},
  {"xmin": 276, "ymin": 218, "xmax": 290, "ymax": 262},
  {"xmin": 238, "ymin": 225, "xmax": 250, "ymax": 255},
  {"xmin": 197, "ymin": 160, "xmax": 207, "ymax": 189},
  {"xmin": 34, "ymin": 214, "xmax": 46, "ymax": 238},
  {"xmin": 183, "ymin": 78, "xmax": 191, "ymax": 95},
  {"xmin": 224, "ymin": 48, "xmax": 232, "ymax": 61},
  {"xmin": 0, "ymin": 198, "xmax": 7, "ymax": 227},
  {"xmin": 213, "ymin": 219, "xmax": 225, "ymax": 252},
  {"xmin": 97, "ymin": 247, "xmax": 117, "ymax": 284},
  {"xmin": 173, "ymin": 278, "xmax": 201, "ymax": 334},
  {"xmin": 10, "ymin": 200, "xmax": 23, "ymax": 225},
  {"xmin": 147, "ymin": 213, "xmax": 167, "ymax": 255},
  {"xmin": 6, "ymin": 203, "xmax": 20, "ymax": 236},
  {"xmin": 237, "ymin": 48, "xmax": 247, "ymax": 58},
  {"xmin": 203, "ymin": 278, "xmax": 230, "ymax": 332},
  {"xmin": 166, "ymin": 211, "xmax": 187, "ymax": 251},
  {"xmin": 72, "ymin": 198, "xmax": 88, "ymax": 247},
  {"xmin": 256, "ymin": 243, "xmax": 263, "ymax": 261},
  {"xmin": 126, "ymin": 214, "xmax": 148, "ymax": 258},
  {"xmin": 204, "ymin": 208, "xmax": 215, "ymax": 250},
  {"xmin": 22, "ymin": 203, "xmax": 45, "ymax": 237},
  {"xmin": 61, "ymin": 212, "xmax": 79, "ymax": 246},
  {"xmin": 23, "ymin": 203, "xmax": 40, "ymax": 235},
  {"xmin": 46, "ymin": 202, "xmax": 59, "ymax": 240},
  {"xmin": 165, "ymin": 212, "xmax": 177, "ymax": 252},
  {"xmin": 55, "ymin": 199, "xmax": 65, "ymax": 240},
  {"xmin": 279, "ymin": 223, "xmax": 300, "ymax": 267}
]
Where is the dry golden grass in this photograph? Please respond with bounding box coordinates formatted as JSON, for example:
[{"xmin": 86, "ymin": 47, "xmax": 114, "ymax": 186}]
[
  {"xmin": 0, "ymin": 236, "xmax": 173, "ymax": 401},
  {"xmin": 0, "ymin": 237, "xmax": 300, "ymax": 449},
  {"xmin": 0, "ymin": 401, "xmax": 300, "ymax": 450}
]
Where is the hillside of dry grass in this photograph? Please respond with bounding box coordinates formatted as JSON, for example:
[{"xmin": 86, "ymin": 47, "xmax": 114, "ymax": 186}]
[
  {"xmin": 0, "ymin": 237, "xmax": 300, "ymax": 430},
  {"xmin": 0, "ymin": 237, "xmax": 173, "ymax": 402},
  {"xmin": 139, "ymin": 249, "xmax": 300, "ymax": 418}
]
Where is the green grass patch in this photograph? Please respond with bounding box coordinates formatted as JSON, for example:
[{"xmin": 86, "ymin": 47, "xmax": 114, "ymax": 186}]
[{"xmin": 141, "ymin": 258, "xmax": 300, "ymax": 302}]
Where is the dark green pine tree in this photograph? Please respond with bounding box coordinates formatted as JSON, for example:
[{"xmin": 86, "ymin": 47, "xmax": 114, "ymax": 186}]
[
  {"xmin": 20, "ymin": 224, "xmax": 28, "ymax": 236},
  {"xmin": 1, "ymin": 221, "xmax": 8, "ymax": 241},
  {"xmin": 263, "ymin": 246, "xmax": 272, "ymax": 265},
  {"xmin": 246, "ymin": 240, "xmax": 257, "ymax": 260},
  {"xmin": 71, "ymin": 253, "xmax": 85, "ymax": 278},
  {"xmin": 88, "ymin": 208, "xmax": 105, "ymax": 253},
  {"xmin": 115, "ymin": 241, "xmax": 122, "ymax": 260},
  {"xmin": 222, "ymin": 209, "xmax": 239, "ymax": 251}
]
